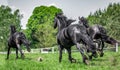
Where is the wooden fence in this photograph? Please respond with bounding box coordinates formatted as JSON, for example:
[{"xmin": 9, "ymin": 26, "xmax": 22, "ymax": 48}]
[
  {"xmin": 30, "ymin": 43, "xmax": 118, "ymax": 53},
  {"xmin": 0, "ymin": 43, "xmax": 119, "ymax": 54}
]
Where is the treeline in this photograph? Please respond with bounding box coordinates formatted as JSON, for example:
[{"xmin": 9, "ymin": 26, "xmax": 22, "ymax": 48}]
[
  {"xmin": 87, "ymin": 3, "xmax": 120, "ymax": 40},
  {"xmin": 0, "ymin": 5, "xmax": 22, "ymax": 51},
  {"xmin": 0, "ymin": 3, "xmax": 120, "ymax": 51},
  {"xmin": 25, "ymin": 6, "xmax": 62, "ymax": 48}
]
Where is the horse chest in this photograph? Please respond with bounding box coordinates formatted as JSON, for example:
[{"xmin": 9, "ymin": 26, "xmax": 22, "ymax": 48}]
[
  {"xmin": 8, "ymin": 36, "xmax": 22, "ymax": 48},
  {"xmin": 57, "ymin": 31, "xmax": 72, "ymax": 46}
]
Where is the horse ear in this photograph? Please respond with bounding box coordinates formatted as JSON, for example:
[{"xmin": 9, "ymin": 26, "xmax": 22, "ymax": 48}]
[
  {"xmin": 81, "ymin": 16, "xmax": 85, "ymax": 21},
  {"xmin": 10, "ymin": 25, "xmax": 16, "ymax": 34}
]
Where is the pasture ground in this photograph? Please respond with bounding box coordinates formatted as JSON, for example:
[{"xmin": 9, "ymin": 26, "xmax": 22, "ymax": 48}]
[{"xmin": 0, "ymin": 51, "xmax": 120, "ymax": 70}]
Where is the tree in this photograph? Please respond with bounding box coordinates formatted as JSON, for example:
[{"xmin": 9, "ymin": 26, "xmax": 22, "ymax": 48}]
[
  {"xmin": 87, "ymin": 3, "xmax": 120, "ymax": 40},
  {"xmin": 26, "ymin": 6, "xmax": 62, "ymax": 48},
  {"xmin": 0, "ymin": 5, "xmax": 22, "ymax": 51}
]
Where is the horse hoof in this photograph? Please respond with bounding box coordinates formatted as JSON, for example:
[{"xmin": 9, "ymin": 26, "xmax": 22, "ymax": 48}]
[
  {"xmin": 83, "ymin": 56, "xmax": 89, "ymax": 65},
  {"xmin": 59, "ymin": 60, "xmax": 62, "ymax": 63},
  {"xmin": 89, "ymin": 56, "xmax": 92, "ymax": 60},
  {"xmin": 84, "ymin": 60, "xmax": 89, "ymax": 65},
  {"xmin": 69, "ymin": 58, "xmax": 76, "ymax": 63},
  {"xmin": 100, "ymin": 53, "xmax": 104, "ymax": 57},
  {"xmin": 5, "ymin": 58, "xmax": 9, "ymax": 60},
  {"xmin": 71, "ymin": 59, "xmax": 76, "ymax": 63},
  {"xmin": 16, "ymin": 57, "xmax": 19, "ymax": 59},
  {"xmin": 93, "ymin": 53, "xmax": 98, "ymax": 58}
]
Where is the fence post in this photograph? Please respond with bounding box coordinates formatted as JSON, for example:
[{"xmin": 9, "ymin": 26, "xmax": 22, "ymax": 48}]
[
  {"xmin": 64, "ymin": 49, "xmax": 67, "ymax": 53},
  {"xmin": 41, "ymin": 48, "xmax": 43, "ymax": 53},
  {"xmin": 52, "ymin": 47, "xmax": 54, "ymax": 53},
  {"xmin": 116, "ymin": 43, "xmax": 118, "ymax": 52}
]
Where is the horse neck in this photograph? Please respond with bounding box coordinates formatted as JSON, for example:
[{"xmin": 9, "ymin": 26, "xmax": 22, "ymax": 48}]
[
  {"xmin": 60, "ymin": 25, "xmax": 66, "ymax": 30},
  {"xmin": 57, "ymin": 20, "xmax": 66, "ymax": 32},
  {"xmin": 10, "ymin": 27, "xmax": 16, "ymax": 35}
]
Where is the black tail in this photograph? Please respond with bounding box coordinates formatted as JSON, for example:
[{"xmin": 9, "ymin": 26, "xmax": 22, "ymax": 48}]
[
  {"xmin": 105, "ymin": 37, "xmax": 118, "ymax": 45},
  {"xmin": 10, "ymin": 25, "xmax": 16, "ymax": 35},
  {"xmin": 100, "ymin": 33, "xmax": 118, "ymax": 45}
]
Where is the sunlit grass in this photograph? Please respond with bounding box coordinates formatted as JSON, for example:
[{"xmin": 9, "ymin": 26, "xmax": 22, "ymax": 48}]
[{"xmin": 0, "ymin": 50, "xmax": 120, "ymax": 70}]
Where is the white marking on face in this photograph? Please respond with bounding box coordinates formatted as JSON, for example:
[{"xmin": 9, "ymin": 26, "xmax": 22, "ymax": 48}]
[
  {"xmin": 73, "ymin": 27, "xmax": 80, "ymax": 33},
  {"xmin": 71, "ymin": 20, "xmax": 78, "ymax": 25},
  {"xmin": 94, "ymin": 27, "xmax": 99, "ymax": 32}
]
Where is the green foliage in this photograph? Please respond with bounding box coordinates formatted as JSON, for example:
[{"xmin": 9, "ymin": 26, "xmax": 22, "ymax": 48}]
[
  {"xmin": 87, "ymin": 3, "xmax": 120, "ymax": 40},
  {"xmin": 26, "ymin": 6, "xmax": 62, "ymax": 48},
  {"xmin": 0, "ymin": 5, "xmax": 22, "ymax": 51}
]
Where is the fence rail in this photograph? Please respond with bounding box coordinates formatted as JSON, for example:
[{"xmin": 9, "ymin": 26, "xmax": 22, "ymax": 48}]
[{"xmin": 0, "ymin": 43, "xmax": 119, "ymax": 54}]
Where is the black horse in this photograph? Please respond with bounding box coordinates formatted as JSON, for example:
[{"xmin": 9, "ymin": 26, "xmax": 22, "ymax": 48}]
[
  {"xmin": 54, "ymin": 13, "xmax": 97, "ymax": 64},
  {"xmin": 79, "ymin": 17, "xmax": 118, "ymax": 57},
  {"xmin": 6, "ymin": 25, "xmax": 31, "ymax": 59}
]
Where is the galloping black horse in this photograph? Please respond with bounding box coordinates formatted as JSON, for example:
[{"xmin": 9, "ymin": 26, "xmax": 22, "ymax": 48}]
[
  {"xmin": 6, "ymin": 25, "xmax": 31, "ymax": 59},
  {"xmin": 54, "ymin": 13, "xmax": 97, "ymax": 64},
  {"xmin": 79, "ymin": 17, "xmax": 118, "ymax": 57}
]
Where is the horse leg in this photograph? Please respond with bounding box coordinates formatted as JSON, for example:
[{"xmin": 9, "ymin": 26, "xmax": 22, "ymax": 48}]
[
  {"xmin": 16, "ymin": 48, "xmax": 18, "ymax": 59},
  {"xmin": 96, "ymin": 39, "xmax": 102, "ymax": 56},
  {"xmin": 76, "ymin": 43, "xmax": 89, "ymax": 65},
  {"xmin": 66, "ymin": 48, "xmax": 76, "ymax": 63},
  {"xmin": 89, "ymin": 45, "xmax": 98, "ymax": 60},
  {"xmin": 81, "ymin": 44, "xmax": 93, "ymax": 60},
  {"xmin": 100, "ymin": 40, "xmax": 104, "ymax": 57},
  {"xmin": 6, "ymin": 46, "xmax": 11, "ymax": 59},
  {"xmin": 89, "ymin": 51, "xmax": 98, "ymax": 60},
  {"xmin": 17, "ymin": 44, "xmax": 24, "ymax": 59},
  {"xmin": 96, "ymin": 40, "xmax": 101, "ymax": 54},
  {"xmin": 59, "ymin": 45, "xmax": 64, "ymax": 63},
  {"xmin": 89, "ymin": 40, "xmax": 100, "ymax": 59}
]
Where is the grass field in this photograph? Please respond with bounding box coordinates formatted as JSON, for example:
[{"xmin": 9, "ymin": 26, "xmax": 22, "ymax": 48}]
[{"xmin": 0, "ymin": 51, "xmax": 120, "ymax": 70}]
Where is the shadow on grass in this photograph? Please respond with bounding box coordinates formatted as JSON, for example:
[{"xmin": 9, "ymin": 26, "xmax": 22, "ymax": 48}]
[
  {"xmin": 24, "ymin": 57, "xmax": 32, "ymax": 60},
  {"xmin": 5, "ymin": 57, "xmax": 32, "ymax": 61},
  {"xmin": 90, "ymin": 58, "xmax": 107, "ymax": 66},
  {"xmin": 92, "ymin": 58, "xmax": 107, "ymax": 62}
]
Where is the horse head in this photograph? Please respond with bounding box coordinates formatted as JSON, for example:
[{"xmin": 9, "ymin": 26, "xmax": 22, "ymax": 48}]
[
  {"xmin": 78, "ymin": 16, "xmax": 89, "ymax": 28},
  {"xmin": 19, "ymin": 32, "xmax": 31, "ymax": 52},
  {"xmin": 54, "ymin": 13, "xmax": 67, "ymax": 31},
  {"xmin": 10, "ymin": 25, "xmax": 16, "ymax": 35}
]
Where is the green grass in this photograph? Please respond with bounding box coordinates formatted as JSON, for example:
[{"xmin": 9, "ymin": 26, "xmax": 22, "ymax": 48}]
[{"xmin": 0, "ymin": 51, "xmax": 120, "ymax": 70}]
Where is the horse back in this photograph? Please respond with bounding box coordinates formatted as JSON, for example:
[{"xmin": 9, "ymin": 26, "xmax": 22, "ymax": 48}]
[{"xmin": 8, "ymin": 32, "xmax": 22, "ymax": 48}]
